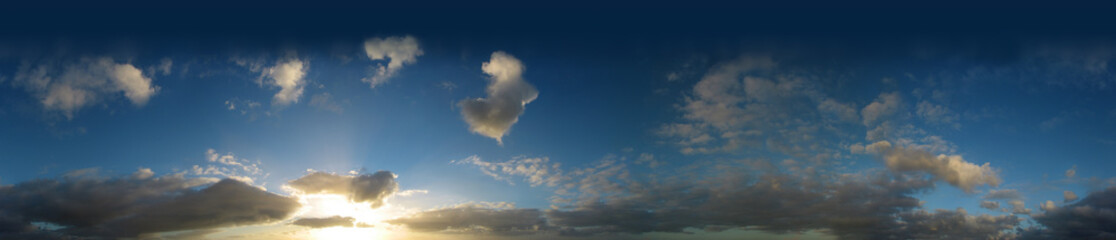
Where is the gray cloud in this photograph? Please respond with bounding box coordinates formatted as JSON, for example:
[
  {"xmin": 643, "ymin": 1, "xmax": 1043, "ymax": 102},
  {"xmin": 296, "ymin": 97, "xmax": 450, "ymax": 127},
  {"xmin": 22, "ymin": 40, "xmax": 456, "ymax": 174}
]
[
  {"xmin": 388, "ymin": 204, "xmax": 545, "ymax": 233},
  {"xmin": 0, "ymin": 170, "xmax": 299, "ymax": 238},
  {"xmin": 1024, "ymin": 187, "xmax": 1116, "ymax": 239},
  {"xmin": 459, "ymin": 51, "xmax": 539, "ymax": 144},
  {"xmin": 980, "ymin": 201, "xmax": 1001, "ymax": 210},
  {"xmin": 286, "ymin": 171, "xmax": 398, "ymax": 208},
  {"xmin": 897, "ymin": 208, "xmax": 1019, "ymax": 239},
  {"xmin": 94, "ymin": 179, "xmax": 300, "ymax": 237},
  {"xmin": 292, "ymin": 216, "xmax": 357, "ymax": 228}
]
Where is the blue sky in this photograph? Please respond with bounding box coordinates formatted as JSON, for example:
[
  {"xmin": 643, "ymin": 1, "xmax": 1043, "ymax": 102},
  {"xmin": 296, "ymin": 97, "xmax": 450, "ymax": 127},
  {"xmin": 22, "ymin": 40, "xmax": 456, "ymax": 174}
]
[{"xmin": 2, "ymin": 5, "xmax": 1116, "ymax": 240}]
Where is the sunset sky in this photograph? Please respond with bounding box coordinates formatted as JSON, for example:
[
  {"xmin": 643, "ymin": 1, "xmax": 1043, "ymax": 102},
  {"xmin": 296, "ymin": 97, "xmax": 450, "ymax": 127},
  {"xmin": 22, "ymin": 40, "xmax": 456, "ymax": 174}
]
[{"xmin": 2, "ymin": 4, "xmax": 1116, "ymax": 240}]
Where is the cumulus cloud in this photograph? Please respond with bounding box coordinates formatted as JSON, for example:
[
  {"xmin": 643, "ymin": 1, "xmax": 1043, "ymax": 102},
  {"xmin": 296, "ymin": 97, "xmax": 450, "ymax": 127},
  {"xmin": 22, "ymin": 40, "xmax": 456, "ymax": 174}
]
[
  {"xmin": 265, "ymin": 59, "xmax": 307, "ymax": 106},
  {"xmin": 388, "ymin": 204, "xmax": 545, "ymax": 233},
  {"xmin": 12, "ymin": 57, "xmax": 159, "ymax": 119},
  {"xmin": 870, "ymin": 141, "xmax": 1000, "ymax": 192},
  {"xmin": 292, "ymin": 216, "xmax": 357, "ymax": 228},
  {"xmin": 0, "ymin": 170, "xmax": 298, "ymax": 238},
  {"xmin": 1025, "ymin": 187, "xmax": 1116, "ymax": 239},
  {"xmin": 286, "ymin": 171, "xmax": 398, "ymax": 208},
  {"xmin": 1064, "ymin": 190, "xmax": 1078, "ymax": 202},
  {"xmin": 459, "ymin": 51, "xmax": 539, "ymax": 144},
  {"xmin": 362, "ymin": 35, "xmax": 422, "ymax": 88}
]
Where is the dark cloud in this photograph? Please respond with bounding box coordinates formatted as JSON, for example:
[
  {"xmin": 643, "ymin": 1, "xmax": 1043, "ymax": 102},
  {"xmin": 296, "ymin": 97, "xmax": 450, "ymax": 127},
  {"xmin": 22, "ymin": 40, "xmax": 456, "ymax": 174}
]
[
  {"xmin": 293, "ymin": 216, "xmax": 356, "ymax": 228},
  {"xmin": 1024, "ymin": 187, "xmax": 1116, "ymax": 239},
  {"xmin": 444, "ymin": 154, "xmax": 1024, "ymax": 239},
  {"xmin": 0, "ymin": 172, "xmax": 300, "ymax": 238},
  {"xmin": 286, "ymin": 171, "xmax": 398, "ymax": 208},
  {"xmin": 388, "ymin": 205, "xmax": 545, "ymax": 233},
  {"xmin": 897, "ymin": 209, "xmax": 1019, "ymax": 239},
  {"xmin": 94, "ymin": 179, "xmax": 300, "ymax": 237}
]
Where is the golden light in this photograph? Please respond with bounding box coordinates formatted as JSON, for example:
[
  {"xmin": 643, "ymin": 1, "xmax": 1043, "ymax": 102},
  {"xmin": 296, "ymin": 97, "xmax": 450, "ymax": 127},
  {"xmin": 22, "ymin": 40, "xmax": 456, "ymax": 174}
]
[{"xmin": 293, "ymin": 194, "xmax": 414, "ymax": 240}]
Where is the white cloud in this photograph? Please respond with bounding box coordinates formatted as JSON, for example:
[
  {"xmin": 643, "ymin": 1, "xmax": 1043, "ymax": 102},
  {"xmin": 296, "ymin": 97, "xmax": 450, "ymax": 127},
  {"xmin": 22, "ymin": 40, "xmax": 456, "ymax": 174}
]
[
  {"xmin": 192, "ymin": 149, "xmax": 265, "ymax": 185},
  {"xmin": 13, "ymin": 57, "xmax": 160, "ymax": 119},
  {"xmin": 362, "ymin": 35, "xmax": 423, "ymax": 88},
  {"xmin": 265, "ymin": 59, "xmax": 306, "ymax": 106},
  {"xmin": 1066, "ymin": 165, "xmax": 1077, "ymax": 178},
  {"xmin": 453, "ymin": 155, "xmax": 565, "ymax": 187},
  {"xmin": 458, "ymin": 51, "xmax": 539, "ymax": 144},
  {"xmin": 870, "ymin": 140, "xmax": 1000, "ymax": 192}
]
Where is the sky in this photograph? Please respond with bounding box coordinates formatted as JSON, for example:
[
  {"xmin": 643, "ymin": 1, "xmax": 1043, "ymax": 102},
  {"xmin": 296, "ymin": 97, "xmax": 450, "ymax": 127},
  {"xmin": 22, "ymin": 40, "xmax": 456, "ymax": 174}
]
[{"xmin": 2, "ymin": 4, "xmax": 1116, "ymax": 240}]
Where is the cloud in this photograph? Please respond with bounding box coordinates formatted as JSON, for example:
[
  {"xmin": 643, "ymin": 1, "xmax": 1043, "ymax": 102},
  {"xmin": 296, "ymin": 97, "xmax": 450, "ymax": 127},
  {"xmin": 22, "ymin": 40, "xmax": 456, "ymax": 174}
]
[
  {"xmin": 1008, "ymin": 200, "xmax": 1032, "ymax": 215},
  {"xmin": 896, "ymin": 208, "xmax": 1019, "ymax": 239},
  {"xmin": 265, "ymin": 59, "xmax": 307, "ymax": 106},
  {"xmin": 95, "ymin": 179, "xmax": 300, "ymax": 237},
  {"xmin": 861, "ymin": 92, "xmax": 901, "ymax": 127},
  {"xmin": 286, "ymin": 171, "xmax": 398, "ymax": 208},
  {"xmin": 309, "ymin": 93, "xmax": 343, "ymax": 114},
  {"xmin": 1025, "ymin": 187, "xmax": 1116, "ymax": 239},
  {"xmin": 870, "ymin": 141, "xmax": 1000, "ymax": 192},
  {"xmin": 362, "ymin": 35, "xmax": 422, "ymax": 88},
  {"xmin": 388, "ymin": 204, "xmax": 545, "ymax": 233},
  {"xmin": 983, "ymin": 189, "xmax": 1023, "ymax": 200},
  {"xmin": 453, "ymin": 155, "xmax": 565, "ymax": 187},
  {"xmin": 193, "ymin": 148, "xmax": 264, "ymax": 185},
  {"xmin": 12, "ymin": 57, "xmax": 159, "ymax": 119},
  {"xmin": 292, "ymin": 216, "xmax": 357, "ymax": 228},
  {"xmin": 980, "ymin": 200, "xmax": 1001, "ymax": 210},
  {"xmin": 1066, "ymin": 165, "xmax": 1077, "ymax": 178},
  {"xmin": 1064, "ymin": 190, "xmax": 1078, "ymax": 202},
  {"xmin": 916, "ymin": 100, "xmax": 960, "ymax": 129},
  {"xmin": 451, "ymin": 153, "xmax": 1021, "ymax": 239},
  {"xmin": 0, "ymin": 170, "xmax": 298, "ymax": 238},
  {"xmin": 458, "ymin": 51, "xmax": 539, "ymax": 144}
]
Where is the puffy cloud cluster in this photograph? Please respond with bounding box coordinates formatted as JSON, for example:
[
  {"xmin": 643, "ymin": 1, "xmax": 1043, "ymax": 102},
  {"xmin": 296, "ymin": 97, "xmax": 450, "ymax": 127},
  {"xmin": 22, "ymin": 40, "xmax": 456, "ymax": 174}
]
[
  {"xmin": 869, "ymin": 141, "xmax": 1000, "ymax": 192},
  {"xmin": 286, "ymin": 171, "xmax": 398, "ymax": 208},
  {"xmin": 12, "ymin": 57, "xmax": 159, "ymax": 119},
  {"xmin": 0, "ymin": 169, "xmax": 299, "ymax": 238},
  {"xmin": 1024, "ymin": 187, "xmax": 1116, "ymax": 239},
  {"xmin": 453, "ymin": 155, "xmax": 565, "ymax": 187},
  {"xmin": 362, "ymin": 35, "xmax": 423, "ymax": 88},
  {"xmin": 459, "ymin": 51, "xmax": 539, "ymax": 144},
  {"xmin": 192, "ymin": 148, "xmax": 264, "ymax": 185}
]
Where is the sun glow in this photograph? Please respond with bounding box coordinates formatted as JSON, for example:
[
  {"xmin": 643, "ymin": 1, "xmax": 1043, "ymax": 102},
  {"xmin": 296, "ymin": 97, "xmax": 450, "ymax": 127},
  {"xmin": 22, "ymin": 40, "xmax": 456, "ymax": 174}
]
[{"xmin": 293, "ymin": 194, "xmax": 413, "ymax": 239}]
